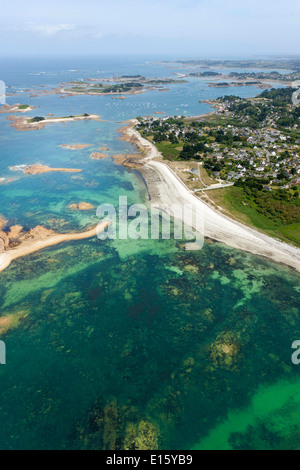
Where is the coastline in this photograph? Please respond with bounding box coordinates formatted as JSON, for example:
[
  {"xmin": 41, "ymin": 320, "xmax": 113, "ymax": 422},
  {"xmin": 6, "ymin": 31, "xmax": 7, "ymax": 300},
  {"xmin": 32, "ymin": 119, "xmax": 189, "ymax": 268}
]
[
  {"xmin": 7, "ymin": 114, "xmax": 101, "ymax": 131},
  {"xmin": 25, "ymin": 165, "xmax": 82, "ymax": 175},
  {"xmin": 117, "ymin": 120, "xmax": 300, "ymax": 272},
  {"xmin": 9, "ymin": 164, "xmax": 82, "ymax": 175},
  {"xmin": 59, "ymin": 88, "xmax": 147, "ymax": 98},
  {"xmin": 0, "ymin": 221, "xmax": 109, "ymax": 274},
  {"xmin": 0, "ymin": 103, "xmax": 36, "ymax": 114}
]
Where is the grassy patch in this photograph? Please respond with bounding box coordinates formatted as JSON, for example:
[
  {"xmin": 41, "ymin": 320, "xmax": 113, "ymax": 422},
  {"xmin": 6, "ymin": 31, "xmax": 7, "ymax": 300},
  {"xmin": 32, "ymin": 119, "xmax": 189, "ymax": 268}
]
[
  {"xmin": 65, "ymin": 87, "xmax": 87, "ymax": 93},
  {"xmin": 278, "ymin": 224, "xmax": 300, "ymax": 245},
  {"xmin": 200, "ymin": 166, "xmax": 217, "ymax": 186},
  {"xmin": 155, "ymin": 141, "xmax": 183, "ymax": 160},
  {"xmin": 207, "ymin": 187, "xmax": 300, "ymax": 246},
  {"xmin": 47, "ymin": 114, "xmax": 89, "ymax": 120},
  {"xmin": 186, "ymin": 115, "xmax": 243, "ymax": 128},
  {"xmin": 209, "ymin": 187, "xmax": 278, "ymax": 230},
  {"xmin": 28, "ymin": 116, "xmax": 45, "ymax": 123}
]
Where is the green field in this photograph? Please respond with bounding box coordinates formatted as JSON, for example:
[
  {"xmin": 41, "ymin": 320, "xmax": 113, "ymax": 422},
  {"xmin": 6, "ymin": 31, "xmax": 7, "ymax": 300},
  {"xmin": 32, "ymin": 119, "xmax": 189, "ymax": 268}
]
[
  {"xmin": 279, "ymin": 223, "xmax": 300, "ymax": 245},
  {"xmin": 208, "ymin": 187, "xmax": 300, "ymax": 246},
  {"xmin": 155, "ymin": 141, "xmax": 183, "ymax": 160}
]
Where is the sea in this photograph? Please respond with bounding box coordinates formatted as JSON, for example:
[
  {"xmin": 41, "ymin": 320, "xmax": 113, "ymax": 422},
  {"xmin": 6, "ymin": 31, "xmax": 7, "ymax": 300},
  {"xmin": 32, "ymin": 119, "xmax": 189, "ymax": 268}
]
[{"xmin": 0, "ymin": 55, "xmax": 299, "ymax": 450}]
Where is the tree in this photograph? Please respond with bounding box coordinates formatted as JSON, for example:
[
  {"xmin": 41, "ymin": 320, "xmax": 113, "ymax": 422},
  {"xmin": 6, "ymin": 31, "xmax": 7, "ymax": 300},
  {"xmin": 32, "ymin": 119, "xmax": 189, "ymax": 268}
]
[{"xmin": 30, "ymin": 116, "xmax": 45, "ymax": 123}]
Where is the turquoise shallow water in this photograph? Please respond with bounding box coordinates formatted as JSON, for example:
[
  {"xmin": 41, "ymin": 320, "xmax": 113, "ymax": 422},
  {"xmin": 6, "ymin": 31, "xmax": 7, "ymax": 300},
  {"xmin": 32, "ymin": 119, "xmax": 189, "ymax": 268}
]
[
  {"xmin": 0, "ymin": 240, "xmax": 299, "ymax": 449},
  {"xmin": 0, "ymin": 57, "xmax": 299, "ymax": 450}
]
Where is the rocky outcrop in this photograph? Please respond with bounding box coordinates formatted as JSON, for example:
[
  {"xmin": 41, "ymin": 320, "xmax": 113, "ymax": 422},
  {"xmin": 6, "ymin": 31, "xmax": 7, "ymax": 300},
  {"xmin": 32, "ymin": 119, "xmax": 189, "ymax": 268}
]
[
  {"xmin": 90, "ymin": 152, "xmax": 108, "ymax": 160},
  {"xmin": 69, "ymin": 202, "xmax": 94, "ymax": 211},
  {"xmin": 112, "ymin": 154, "xmax": 143, "ymax": 169}
]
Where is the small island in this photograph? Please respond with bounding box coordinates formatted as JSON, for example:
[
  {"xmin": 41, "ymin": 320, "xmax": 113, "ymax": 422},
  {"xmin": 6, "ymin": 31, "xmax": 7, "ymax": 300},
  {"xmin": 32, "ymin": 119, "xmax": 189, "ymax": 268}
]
[
  {"xmin": 7, "ymin": 113, "xmax": 101, "ymax": 131},
  {"xmin": 90, "ymin": 152, "xmax": 108, "ymax": 159},
  {"xmin": 58, "ymin": 76, "xmax": 188, "ymax": 97},
  {"xmin": 10, "ymin": 164, "xmax": 82, "ymax": 175},
  {"xmin": 0, "ymin": 103, "xmax": 36, "ymax": 114},
  {"xmin": 60, "ymin": 144, "xmax": 93, "ymax": 150}
]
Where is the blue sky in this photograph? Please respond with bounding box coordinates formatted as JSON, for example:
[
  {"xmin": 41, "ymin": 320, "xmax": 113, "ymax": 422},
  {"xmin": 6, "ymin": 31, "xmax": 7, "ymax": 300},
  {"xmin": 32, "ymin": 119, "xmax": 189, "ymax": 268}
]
[{"xmin": 1, "ymin": 0, "xmax": 299, "ymax": 57}]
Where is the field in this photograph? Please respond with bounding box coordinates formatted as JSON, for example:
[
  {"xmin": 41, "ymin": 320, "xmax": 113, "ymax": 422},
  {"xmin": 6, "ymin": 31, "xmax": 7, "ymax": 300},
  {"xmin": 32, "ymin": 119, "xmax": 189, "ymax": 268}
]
[
  {"xmin": 279, "ymin": 223, "xmax": 300, "ymax": 245},
  {"xmin": 155, "ymin": 141, "xmax": 183, "ymax": 160},
  {"xmin": 207, "ymin": 186, "xmax": 300, "ymax": 246}
]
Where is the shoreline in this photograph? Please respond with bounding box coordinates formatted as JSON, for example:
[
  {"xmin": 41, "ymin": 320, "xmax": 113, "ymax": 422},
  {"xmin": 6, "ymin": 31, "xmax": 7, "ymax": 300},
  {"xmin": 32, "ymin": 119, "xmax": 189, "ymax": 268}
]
[
  {"xmin": 59, "ymin": 89, "xmax": 147, "ymax": 98},
  {"xmin": 117, "ymin": 120, "xmax": 300, "ymax": 272},
  {"xmin": 0, "ymin": 103, "xmax": 36, "ymax": 114},
  {"xmin": 26, "ymin": 165, "xmax": 82, "ymax": 175},
  {"xmin": 9, "ymin": 164, "xmax": 82, "ymax": 175},
  {"xmin": 7, "ymin": 114, "xmax": 101, "ymax": 131},
  {"xmin": 0, "ymin": 221, "xmax": 109, "ymax": 274}
]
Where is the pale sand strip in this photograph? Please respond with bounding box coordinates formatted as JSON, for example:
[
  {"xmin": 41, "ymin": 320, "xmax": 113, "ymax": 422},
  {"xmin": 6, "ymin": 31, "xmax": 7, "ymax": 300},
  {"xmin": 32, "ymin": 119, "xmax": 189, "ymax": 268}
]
[
  {"xmin": 121, "ymin": 120, "xmax": 300, "ymax": 272},
  {"xmin": 0, "ymin": 221, "xmax": 109, "ymax": 274},
  {"xmin": 39, "ymin": 115, "xmax": 100, "ymax": 124},
  {"xmin": 24, "ymin": 165, "xmax": 82, "ymax": 175},
  {"xmin": 8, "ymin": 114, "xmax": 101, "ymax": 131}
]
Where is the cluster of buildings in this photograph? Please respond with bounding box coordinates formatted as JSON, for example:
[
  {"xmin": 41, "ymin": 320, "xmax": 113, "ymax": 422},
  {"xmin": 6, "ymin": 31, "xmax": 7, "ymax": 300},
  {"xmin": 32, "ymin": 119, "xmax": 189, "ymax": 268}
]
[
  {"xmin": 137, "ymin": 105, "xmax": 300, "ymax": 190},
  {"xmin": 209, "ymin": 126, "xmax": 300, "ymax": 187}
]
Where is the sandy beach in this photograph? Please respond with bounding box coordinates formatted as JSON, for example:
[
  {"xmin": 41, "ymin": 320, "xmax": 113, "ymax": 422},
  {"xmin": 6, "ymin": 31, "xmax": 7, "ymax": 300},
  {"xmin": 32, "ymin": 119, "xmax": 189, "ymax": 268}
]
[
  {"xmin": 24, "ymin": 165, "xmax": 82, "ymax": 175},
  {"xmin": 10, "ymin": 164, "xmax": 82, "ymax": 175},
  {"xmin": 118, "ymin": 120, "xmax": 159, "ymax": 160},
  {"xmin": 0, "ymin": 221, "xmax": 109, "ymax": 274},
  {"xmin": 8, "ymin": 114, "xmax": 101, "ymax": 131},
  {"xmin": 0, "ymin": 103, "xmax": 36, "ymax": 114},
  {"xmin": 118, "ymin": 120, "xmax": 300, "ymax": 272}
]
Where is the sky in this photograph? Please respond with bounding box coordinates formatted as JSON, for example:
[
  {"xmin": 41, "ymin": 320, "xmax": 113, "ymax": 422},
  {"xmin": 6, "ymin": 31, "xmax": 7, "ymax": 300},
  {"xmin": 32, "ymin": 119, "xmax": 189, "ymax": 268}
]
[{"xmin": 1, "ymin": 0, "xmax": 300, "ymax": 58}]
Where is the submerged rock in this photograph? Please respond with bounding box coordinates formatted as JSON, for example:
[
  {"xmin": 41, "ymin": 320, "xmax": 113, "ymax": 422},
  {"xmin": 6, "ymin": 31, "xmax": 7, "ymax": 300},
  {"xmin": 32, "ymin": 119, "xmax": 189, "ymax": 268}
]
[
  {"xmin": 0, "ymin": 309, "xmax": 29, "ymax": 337},
  {"xmin": 124, "ymin": 420, "xmax": 159, "ymax": 450},
  {"xmin": 90, "ymin": 152, "xmax": 108, "ymax": 160},
  {"xmin": 112, "ymin": 154, "xmax": 143, "ymax": 168},
  {"xmin": 69, "ymin": 202, "xmax": 94, "ymax": 211},
  {"xmin": 210, "ymin": 331, "xmax": 240, "ymax": 369}
]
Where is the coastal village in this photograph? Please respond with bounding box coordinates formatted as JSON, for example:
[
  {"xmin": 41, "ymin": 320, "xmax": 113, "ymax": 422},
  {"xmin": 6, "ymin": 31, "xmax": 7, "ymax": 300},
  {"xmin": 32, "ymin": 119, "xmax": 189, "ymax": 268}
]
[{"xmin": 136, "ymin": 90, "xmax": 300, "ymax": 191}]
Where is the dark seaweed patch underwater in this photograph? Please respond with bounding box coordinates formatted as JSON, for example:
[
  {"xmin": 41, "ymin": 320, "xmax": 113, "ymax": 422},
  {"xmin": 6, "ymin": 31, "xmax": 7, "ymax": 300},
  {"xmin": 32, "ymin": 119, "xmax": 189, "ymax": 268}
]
[{"xmin": 0, "ymin": 235, "xmax": 299, "ymax": 450}]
